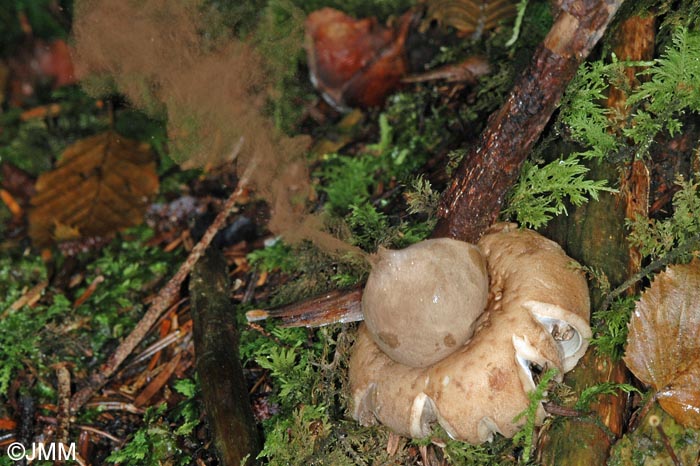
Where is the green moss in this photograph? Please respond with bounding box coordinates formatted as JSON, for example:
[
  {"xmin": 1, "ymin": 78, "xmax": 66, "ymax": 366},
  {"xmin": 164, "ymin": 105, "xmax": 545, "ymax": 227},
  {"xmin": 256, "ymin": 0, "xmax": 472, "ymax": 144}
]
[
  {"xmin": 590, "ymin": 296, "xmax": 636, "ymax": 360},
  {"xmin": 627, "ymin": 174, "xmax": 700, "ymax": 261},
  {"xmin": 317, "ymin": 89, "xmax": 453, "ymax": 217},
  {"xmin": 242, "ymin": 321, "xmax": 382, "ymax": 465},
  {"xmin": 559, "ymin": 60, "xmax": 623, "ymax": 160},
  {"xmin": 512, "ymin": 368, "xmax": 559, "ymax": 463},
  {"xmin": 442, "ymin": 438, "xmax": 510, "ymax": 466},
  {"xmin": 106, "ymin": 396, "xmax": 201, "ymax": 466},
  {"xmin": 318, "ymin": 155, "xmax": 377, "ymax": 216},
  {"xmin": 558, "ymin": 27, "xmax": 700, "ymax": 160},
  {"xmin": 503, "ymin": 156, "xmax": 616, "ymax": 229},
  {"xmin": 0, "ymin": 224, "xmax": 180, "ymax": 403},
  {"xmin": 575, "ymin": 382, "xmax": 640, "ymax": 412},
  {"xmin": 247, "ymin": 240, "xmax": 297, "ymax": 273},
  {"xmin": 0, "ymin": 276, "xmax": 68, "ymax": 396},
  {"xmin": 310, "ymin": 89, "xmax": 452, "ymax": 255},
  {"xmin": 256, "ymin": 342, "xmax": 316, "ymax": 406},
  {"xmin": 609, "ymin": 404, "xmax": 700, "ymax": 466},
  {"xmin": 257, "ymin": 404, "xmax": 331, "ymax": 464},
  {"xmin": 73, "ymin": 226, "xmax": 179, "ymax": 352},
  {"xmin": 503, "ymin": 27, "xmax": 700, "ymax": 231},
  {"xmin": 624, "ymin": 28, "xmax": 700, "ymax": 154}
]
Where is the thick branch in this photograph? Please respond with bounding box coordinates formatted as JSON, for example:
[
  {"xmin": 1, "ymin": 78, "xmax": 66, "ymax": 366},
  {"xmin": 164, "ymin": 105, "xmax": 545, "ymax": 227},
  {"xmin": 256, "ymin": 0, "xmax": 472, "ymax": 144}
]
[
  {"xmin": 433, "ymin": 0, "xmax": 624, "ymax": 242},
  {"xmin": 191, "ymin": 250, "xmax": 261, "ymax": 465}
]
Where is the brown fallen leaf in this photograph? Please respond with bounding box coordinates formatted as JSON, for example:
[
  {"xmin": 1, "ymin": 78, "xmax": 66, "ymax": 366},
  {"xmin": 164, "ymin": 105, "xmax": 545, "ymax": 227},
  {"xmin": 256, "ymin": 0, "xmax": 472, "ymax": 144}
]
[
  {"xmin": 305, "ymin": 8, "xmax": 414, "ymax": 110},
  {"xmin": 426, "ymin": 0, "xmax": 516, "ymax": 37},
  {"xmin": 29, "ymin": 132, "xmax": 159, "ymax": 246},
  {"xmin": 623, "ymin": 260, "xmax": 700, "ymax": 428}
]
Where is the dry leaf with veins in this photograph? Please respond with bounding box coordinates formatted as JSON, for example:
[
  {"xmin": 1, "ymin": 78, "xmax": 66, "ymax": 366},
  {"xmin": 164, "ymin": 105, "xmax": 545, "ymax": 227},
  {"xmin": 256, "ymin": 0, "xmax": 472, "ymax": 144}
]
[
  {"xmin": 623, "ymin": 260, "xmax": 700, "ymax": 428},
  {"xmin": 29, "ymin": 132, "xmax": 158, "ymax": 247},
  {"xmin": 426, "ymin": 0, "xmax": 516, "ymax": 37}
]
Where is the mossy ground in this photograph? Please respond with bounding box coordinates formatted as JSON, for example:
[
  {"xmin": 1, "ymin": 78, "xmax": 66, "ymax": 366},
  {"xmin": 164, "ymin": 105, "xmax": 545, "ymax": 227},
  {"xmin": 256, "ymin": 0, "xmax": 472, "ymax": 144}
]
[{"xmin": 1, "ymin": 0, "xmax": 700, "ymax": 465}]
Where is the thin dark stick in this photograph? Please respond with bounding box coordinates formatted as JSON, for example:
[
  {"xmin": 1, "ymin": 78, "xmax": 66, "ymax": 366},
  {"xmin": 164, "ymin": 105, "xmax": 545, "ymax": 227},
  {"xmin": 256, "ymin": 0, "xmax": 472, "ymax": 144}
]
[{"xmin": 54, "ymin": 363, "xmax": 71, "ymax": 445}]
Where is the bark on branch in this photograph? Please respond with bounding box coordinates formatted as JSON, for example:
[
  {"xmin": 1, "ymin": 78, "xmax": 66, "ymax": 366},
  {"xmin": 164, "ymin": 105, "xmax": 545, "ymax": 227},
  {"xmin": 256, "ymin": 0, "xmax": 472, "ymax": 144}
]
[
  {"xmin": 433, "ymin": 0, "xmax": 624, "ymax": 242},
  {"xmin": 191, "ymin": 250, "xmax": 261, "ymax": 465}
]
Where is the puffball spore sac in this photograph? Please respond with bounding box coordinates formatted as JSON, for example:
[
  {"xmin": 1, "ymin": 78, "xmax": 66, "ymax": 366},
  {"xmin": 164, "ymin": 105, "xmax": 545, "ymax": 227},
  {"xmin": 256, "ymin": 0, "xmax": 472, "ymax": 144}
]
[
  {"xmin": 362, "ymin": 239, "xmax": 489, "ymax": 368},
  {"xmin": 349, "ymin": 223, "xmax": 592, "ymax": 444}
]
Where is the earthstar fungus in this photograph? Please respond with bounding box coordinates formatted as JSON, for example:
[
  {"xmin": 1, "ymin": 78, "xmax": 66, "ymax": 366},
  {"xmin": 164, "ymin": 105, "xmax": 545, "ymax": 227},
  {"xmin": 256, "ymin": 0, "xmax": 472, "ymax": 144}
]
[{"xmin": 349, "ymin": 223, "xmax": 591, "ymax": 443}]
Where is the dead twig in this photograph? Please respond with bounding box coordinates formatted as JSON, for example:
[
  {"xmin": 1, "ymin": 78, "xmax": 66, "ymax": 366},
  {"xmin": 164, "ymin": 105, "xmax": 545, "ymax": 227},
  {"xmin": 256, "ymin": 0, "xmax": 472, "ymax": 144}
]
[
  {"xmin": 54, "ymin": 363, "xmax": 72, "ymax": 446},
  {"xmin": 542, "ymin": 401, "xmax": 581, "ymax": 417},
  {"xmin": 6, "ymin": 280, "xmax": 48, "ymax": 314},
  {"xmin": 124, "ymin": 328, "xmax": 187, "ymax": 369},
  {"xmin": 133, "ymin": 352, "xmax": 183, "ymax": 407},
  {"xmin": 648, "ymin": 415, "xmax": 682, "ymax": 466},
  {"xmin": 72, "ymin": 275, "xmax": 104, "ymax": 309},
  {"xmin": 84, "ymin": 401, "xmax": 144, "ymax": 414},
  {"xmin": 599, "ymin": 233, "xmax": 700, "ymax": 312},
  {"xmin": 77, "ymin": 424, "xmax": 123, "ymax": 443}
]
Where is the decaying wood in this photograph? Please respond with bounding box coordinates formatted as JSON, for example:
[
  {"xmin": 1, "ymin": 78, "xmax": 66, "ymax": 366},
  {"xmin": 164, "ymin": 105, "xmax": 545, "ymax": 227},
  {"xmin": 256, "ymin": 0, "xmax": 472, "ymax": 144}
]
[
  {"xmin": 255, "ymin": 0, "xmax": 624, "ymax": 328},
  {"xmin": 607, "ymin": 14, "xmax": 654, "ymax": 280},
  {"xmin": 604, "ymin": 15, "xmax": 656, "ymax": 121},
  {"xmin": 70, "ymin": 167, "xmax": 251, "ymax": 414},
  {"xmin": 191, "ymin": 250, "xmax": 261, "ymax": 465},
  {"xmin": 536, "ymin": 152, "xmax": 629, "ymax": 466},
  {"xmin": 538, "ymin": 14, "xmax": 655, "ymax": 465},
  {"xmin": 621, "ymin": 160, "xmax": 650, "ymax": 277}
]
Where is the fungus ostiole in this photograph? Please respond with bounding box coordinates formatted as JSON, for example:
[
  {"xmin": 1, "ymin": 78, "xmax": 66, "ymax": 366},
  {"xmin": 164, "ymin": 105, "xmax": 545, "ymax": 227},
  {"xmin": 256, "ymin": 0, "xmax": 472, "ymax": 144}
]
[{"xmin": 349, "ymin": 223, "xmax": 592, "ymax": 444}]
